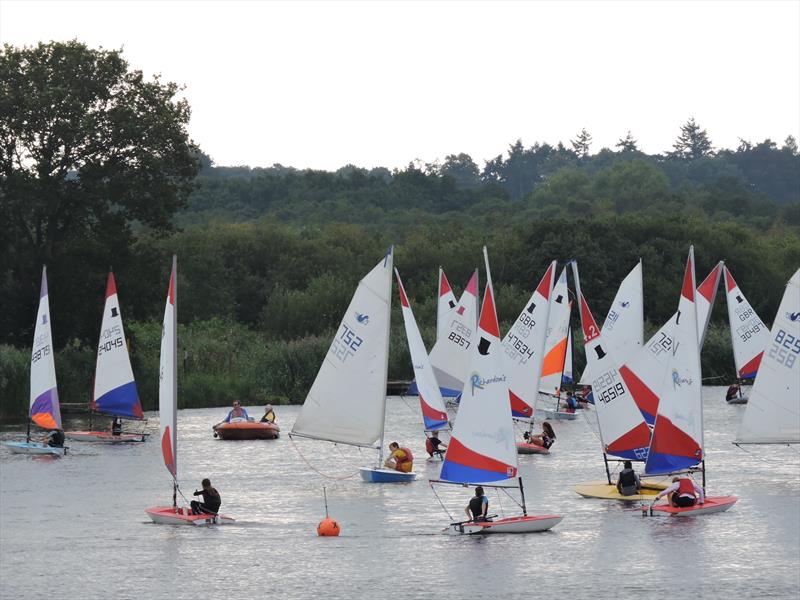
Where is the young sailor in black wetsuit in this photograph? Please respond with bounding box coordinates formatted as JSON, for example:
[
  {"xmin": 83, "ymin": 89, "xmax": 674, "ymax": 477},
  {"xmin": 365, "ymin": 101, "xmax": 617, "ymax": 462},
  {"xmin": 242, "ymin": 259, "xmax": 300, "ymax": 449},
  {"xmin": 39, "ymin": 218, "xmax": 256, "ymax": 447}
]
[
  {"xmin": 191, "ymin": 478, "xmax": 222, "ymax": 515},
  {"xmin": 616, "ymin": 460, "xmax": 641, "ymax": 496},
  {"xmin": 44, "ymin": 429, "xmax": 65, "ymax": 447},
  {"xmin": 465, "ymin": 486, "xmax": 489, "ymax": 522}
]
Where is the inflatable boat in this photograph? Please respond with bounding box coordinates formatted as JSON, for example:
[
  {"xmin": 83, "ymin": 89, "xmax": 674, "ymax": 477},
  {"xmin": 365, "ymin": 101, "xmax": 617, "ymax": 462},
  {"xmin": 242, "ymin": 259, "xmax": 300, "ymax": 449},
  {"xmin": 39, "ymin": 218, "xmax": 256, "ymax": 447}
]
[{"xmin": 213, "ymin": 420, "xmax": 280, "ymax": 440}]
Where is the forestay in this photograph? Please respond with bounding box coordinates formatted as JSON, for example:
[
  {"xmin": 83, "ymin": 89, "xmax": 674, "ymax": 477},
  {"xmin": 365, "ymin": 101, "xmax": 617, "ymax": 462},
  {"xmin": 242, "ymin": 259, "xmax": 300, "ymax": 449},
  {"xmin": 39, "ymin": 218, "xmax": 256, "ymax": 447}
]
[
  {"xmin": 29, "ymin": 266, "xmax": 62, "ymax": 431},
  {"xmin": 580, "ymin": 261, "xmax": 644, "ymax": 385},
  {"xmin": 291, "ymin": 249, "xmax": 393, "ymax": 448},
  {"xmin": 92, "ymin": 272, "xmax": 143, "ymax": 420},
  {"xmin": 645, "ymin": 248, "xmax": 704, "ymax": 475},
  {"xmin": 436, "ymin": 268, "xmax": 458, "ymax": 342},
  {"xmin": 428, "ymin": 270, "xmax": 479, "ymax": 397},
  {"xmin": 538, "ymin": 267, "xmax": 571, "ymax": 397},
  {"xmin": 724, "ymin": 266, "xmax": 770, "ymax": 379},
  {"xmin": 502, "ymin": 262, "xmax": 555, "ymax": 421},
  {"xmin": 159, "ymin": 258, "xmax": 178, "ymax": 479},
  {"xmin": 441, "ymin": 252, "xmax": 518, "ymax": 483},
  {"xmin": 736, "ymin": 269, "xmax": 800, "ymax": 444},
  {"xmin": 396, "ymin": 270, "xmax": 449, "ymax": 431},
  {"xmin": 571, "ymin": 262, "xmax": 651, "ymax": 460}
]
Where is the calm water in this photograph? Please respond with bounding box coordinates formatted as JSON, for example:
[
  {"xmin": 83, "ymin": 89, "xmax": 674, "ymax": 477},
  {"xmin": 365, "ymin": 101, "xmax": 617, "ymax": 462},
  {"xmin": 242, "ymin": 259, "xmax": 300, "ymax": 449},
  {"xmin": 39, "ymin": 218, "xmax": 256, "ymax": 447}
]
[{"xmin": 1, "ymin": 387, "xmax": 798, "ymax": 600}]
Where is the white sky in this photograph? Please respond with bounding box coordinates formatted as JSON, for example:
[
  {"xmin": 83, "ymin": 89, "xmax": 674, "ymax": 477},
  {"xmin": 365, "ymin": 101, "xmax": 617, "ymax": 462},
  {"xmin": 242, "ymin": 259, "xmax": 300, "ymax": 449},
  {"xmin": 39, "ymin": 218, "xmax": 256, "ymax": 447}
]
[{"xmin": 2, "ymin": 0, "xmax": 798, "ymax": 171}]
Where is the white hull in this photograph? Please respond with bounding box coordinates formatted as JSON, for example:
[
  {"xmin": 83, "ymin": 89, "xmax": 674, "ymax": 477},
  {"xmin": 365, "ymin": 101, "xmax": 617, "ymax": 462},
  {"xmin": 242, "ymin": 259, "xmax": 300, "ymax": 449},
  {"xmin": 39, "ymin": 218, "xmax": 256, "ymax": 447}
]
[
  {"xmin": 446, "ymin": 514, "xmax": 563, "ymax": 535},
  {"xmin": 726, "ymin": 394, "xmax": 749, "ymax": 405},
  {"xmin": 3, "ymin": 441, "xmax": 65, "ymax": 456},
  {"xmin": 541, "ymin": 409, "xmax": 578, "ymax": 421}
]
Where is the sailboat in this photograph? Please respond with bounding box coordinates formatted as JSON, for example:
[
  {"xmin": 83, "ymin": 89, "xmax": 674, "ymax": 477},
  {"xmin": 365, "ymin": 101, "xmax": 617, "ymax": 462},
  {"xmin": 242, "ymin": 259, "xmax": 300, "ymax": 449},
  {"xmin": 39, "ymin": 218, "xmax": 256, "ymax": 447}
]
[
  {"xmin": 396, "ymin": 269, "xmax": 450, "ymax": 446},
  {"xmin": 497, "ymin": 261, "xmax": 556, "ymax": 453},
  {"xmin": 291, "ymin": 248, "xmax": 416, "ymax": 483},
  {"xmin": 4, "ymin": 266, "xmax": 66, "ymax": 456},
  {"xmin": 436, "ymin": 267, "xmax": 458, "ymax": 342},
  {"xmin": 146, "ymin": 257, "xmax": 234, "ymax": 525},
  {"xmin": 537, "ymin": 267, "xmax": 575, "ymax": 420},
  {"xmin": 723, "ymin": 265, "xmax": 770, "ymax": 403},
  {"xmin": 579, "ymin": 261, "xmax": 644, "ymax": 386},
  {"xmin": 431, "ymin": 248, "xmax": 562, "ymax": 534},
  {"xmin": 66, "ymin": 272, "xmax": 147, "ymax": 443},
  {"xmin": 735, "ymin": 269, "xmax": 800, "ymax": 445},
  {"xmin": 644, "ymin": 248, "xmax": 737, "ymax": 516}
]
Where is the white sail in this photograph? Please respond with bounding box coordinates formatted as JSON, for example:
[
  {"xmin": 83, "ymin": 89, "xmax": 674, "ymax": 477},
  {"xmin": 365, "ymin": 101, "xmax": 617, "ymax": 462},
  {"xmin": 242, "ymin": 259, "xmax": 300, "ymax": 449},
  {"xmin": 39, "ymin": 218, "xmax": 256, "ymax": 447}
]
[
  {"xmin": 563, "ymin": 328, "xmax": 574, "ymax": 385},
  {"xmin": 92, "ymin": 272, "xmax": 142, "ymax": 419},
  {"xmin": 396, "ymin": 270, "xmax": 449, "ymax": 432},
  {"xmin": 571, "ymin": 262, "xmax": 651, "ymax": 460},
  {"xmin": 428, "ymin": 270, "xmax": 479, "ymax": 397},
  {"xmin": 29, "ymin": 266, "xmax": 61, "ymax": 431},
  {"xmin": 579, "ymin": 261, "xmax": 644, "ymax": 384},
  {"xmin": 736, "ymin": 269, "xmax": 800, "ymax": 444},
  {"xmin": 696, "ymin": 261, "xmax": 723, "ymax": 348},
  {"xmin": 440, "ymin": 249, "xmax": 518, "ymax": 483},
  {"xmin": 502, "ymin": 261, "xmax": 556, "ymax": 422},
  {"xmin": 292, "ymin": 249, "xmax": 393, "ymax": 448},
  {"xmin": 645, "ymin": 248, "xmax": 704, "ymax": 474},
  {"xmin": 436, "ymin": 268, "xmax": 458, "ymax": 342},
  {"xmin": 159, "ymin": 257, "xmax": 178, "ymax": 479},
  {"xmin": 538, "ymin": 267, "xmax": 571, "ymax": 397},
  {"xmin": 724, "ymin": 265, "xmax": 770, "ymax": 379}
]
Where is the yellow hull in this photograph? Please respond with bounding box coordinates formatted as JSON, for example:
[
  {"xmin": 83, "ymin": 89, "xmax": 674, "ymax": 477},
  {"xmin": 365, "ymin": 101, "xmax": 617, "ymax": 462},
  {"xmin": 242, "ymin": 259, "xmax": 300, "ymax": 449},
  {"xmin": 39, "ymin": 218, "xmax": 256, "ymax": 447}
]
[{"xmin": 574, "ymin": 480, "xmax": 669, "ymax": 500}]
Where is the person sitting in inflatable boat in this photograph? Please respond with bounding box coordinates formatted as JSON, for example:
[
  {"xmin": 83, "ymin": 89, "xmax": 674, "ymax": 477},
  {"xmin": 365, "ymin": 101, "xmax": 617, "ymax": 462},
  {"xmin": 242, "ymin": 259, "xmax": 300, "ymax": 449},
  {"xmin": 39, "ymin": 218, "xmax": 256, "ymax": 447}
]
[{"xmin": 215, "ymin": 401, "xmax": 251, "ymax": 427}]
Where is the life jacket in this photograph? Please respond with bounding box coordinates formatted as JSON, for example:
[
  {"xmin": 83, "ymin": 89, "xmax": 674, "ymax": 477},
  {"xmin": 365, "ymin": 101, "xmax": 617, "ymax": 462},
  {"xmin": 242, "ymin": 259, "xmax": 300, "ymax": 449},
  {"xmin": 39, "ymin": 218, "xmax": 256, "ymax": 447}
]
[
  {"xmin": 469, "ymin": 495, "xmax": 486, "ymax": 519},
  {"xmin": 618, "ymin": 468, "xmax": 637, "ymax": 488},
  {"xmin": 396, "ymin": 447, "xmax": 413, "ymax": 463},
  {"xmin": 677, "ymin": 478, "xmax": 696, "ymax": 497},
  {"xmin": 425, "ymin": 438, "xmax": 434, "ymax": 455}
]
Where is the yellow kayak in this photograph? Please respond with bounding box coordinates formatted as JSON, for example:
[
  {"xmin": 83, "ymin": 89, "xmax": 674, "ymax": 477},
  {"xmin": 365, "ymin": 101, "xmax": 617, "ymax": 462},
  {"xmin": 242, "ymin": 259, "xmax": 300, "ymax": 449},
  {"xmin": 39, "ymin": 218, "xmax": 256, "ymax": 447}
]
[{"xmin": 574, "ymin": 480, "xmax": 669, "ymax": 500}]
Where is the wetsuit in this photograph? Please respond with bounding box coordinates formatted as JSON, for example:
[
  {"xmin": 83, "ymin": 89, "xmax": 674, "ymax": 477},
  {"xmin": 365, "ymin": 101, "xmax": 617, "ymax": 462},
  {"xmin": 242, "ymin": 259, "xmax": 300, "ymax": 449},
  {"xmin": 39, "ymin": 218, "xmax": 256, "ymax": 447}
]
[
  {"xmin": 191, "ymin": 487, "xmax": 221, "ymax": 515},
  {"xmin": 47, "ymin": 430, "xmax": 65, "ymax": 447},
  {"xmin": 468, "ymin": 495, "xmax": 489, "ymax": 521}
]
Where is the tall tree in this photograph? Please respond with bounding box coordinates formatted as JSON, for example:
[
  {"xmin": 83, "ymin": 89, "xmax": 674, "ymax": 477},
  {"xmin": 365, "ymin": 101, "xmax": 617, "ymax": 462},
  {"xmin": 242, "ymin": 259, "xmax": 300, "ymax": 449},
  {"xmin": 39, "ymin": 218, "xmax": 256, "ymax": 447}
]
[
  {"xmin": 615, "ymin": 130, "xmax": 639, "ymax": 152},
  {"xmin": 669, "ymin": 117, "xmax": 714, "ymax": 160},
  {"xmin": 571, "ymin": 128, "xmax": 593, "ymax": 159},
  {"xmin": 0, "ymin": 40, "xmax": 199, "ymax": 343},
  {"xmin": 783, "ymin": 135, "xmax": 798, "ymax": 156}
]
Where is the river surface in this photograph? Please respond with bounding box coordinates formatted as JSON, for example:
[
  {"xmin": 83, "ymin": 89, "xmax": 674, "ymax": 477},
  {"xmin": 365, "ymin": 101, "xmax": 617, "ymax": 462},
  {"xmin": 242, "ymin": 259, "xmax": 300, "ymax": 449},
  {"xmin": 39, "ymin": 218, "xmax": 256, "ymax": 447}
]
[{"xmin": 1, "ymin": 387, "xmax": 798, "ymax": 600}]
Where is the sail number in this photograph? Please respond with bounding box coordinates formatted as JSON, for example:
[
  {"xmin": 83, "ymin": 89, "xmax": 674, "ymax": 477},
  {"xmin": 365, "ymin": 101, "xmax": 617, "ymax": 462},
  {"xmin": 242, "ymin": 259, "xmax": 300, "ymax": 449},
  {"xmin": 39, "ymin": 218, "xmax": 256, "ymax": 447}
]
[
  {"xmin": 737, "ymin": 321, "xmax": 763, "ymax": 342},
  {"xmin": 448, "ymin": 320, "xmax": 472, "ymax": 349},
  {"xmin": 98, "ymin": 325, "xmax": 124, "ymax": 356},
  {"xmin": 31, "ymin": 344, "xmax": 51, "ymax": 363},
  {"xmin": 592, "ymin": 368, "xmax": 626, "ymax": 404},
  {"xmin": 505, "ymin": 334, "xmax": 534, "ymax": 363},
  {"xmin": 737, "ymin": 307, "xmax": 754, "ymax": 322},
  {"xmin": 768, "ymin": 329, "xmax": 799, "ymax": 368},
  {"xmin": 448, "ymin": 331, "xmax": 470, "ymax": 349},
  {"xmin": 598, "ymin": 382, "xmax": 625, "ymax": 404},
  {"xmin": 330, "ymin": 324, "xmax": 363, "ymax": 363}
]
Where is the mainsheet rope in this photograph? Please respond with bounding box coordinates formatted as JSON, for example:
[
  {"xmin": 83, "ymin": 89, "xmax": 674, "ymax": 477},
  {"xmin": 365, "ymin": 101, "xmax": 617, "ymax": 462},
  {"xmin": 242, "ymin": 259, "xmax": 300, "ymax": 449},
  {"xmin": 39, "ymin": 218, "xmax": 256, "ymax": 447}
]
[{"xmin": 288, "ymin": 435, "xmax": 360, "ymax": 480}]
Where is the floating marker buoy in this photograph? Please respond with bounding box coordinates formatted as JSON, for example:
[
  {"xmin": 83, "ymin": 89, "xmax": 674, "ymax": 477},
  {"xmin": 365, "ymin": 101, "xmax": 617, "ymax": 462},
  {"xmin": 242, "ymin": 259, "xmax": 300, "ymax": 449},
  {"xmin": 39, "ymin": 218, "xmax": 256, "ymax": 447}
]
[
  {"xmin": 316, "ymin": 486, "xmax": 340, "ymax": 536},
  {"xmin": 317, "ymin": 517, "xmax": 340, "ymax": 536}
]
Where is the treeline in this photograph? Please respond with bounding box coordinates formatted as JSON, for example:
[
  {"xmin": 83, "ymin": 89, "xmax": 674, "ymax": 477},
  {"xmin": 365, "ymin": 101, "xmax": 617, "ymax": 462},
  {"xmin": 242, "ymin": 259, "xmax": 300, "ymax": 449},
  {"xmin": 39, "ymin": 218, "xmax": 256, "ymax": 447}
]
[{"xmin": 1, "ymin": 215, "xmax": 797, "ymax": 418}]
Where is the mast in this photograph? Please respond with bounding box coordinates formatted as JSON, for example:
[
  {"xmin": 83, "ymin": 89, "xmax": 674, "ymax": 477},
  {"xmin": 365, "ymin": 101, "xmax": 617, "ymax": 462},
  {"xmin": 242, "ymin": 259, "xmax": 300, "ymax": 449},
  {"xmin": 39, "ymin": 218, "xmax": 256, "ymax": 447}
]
[
  {"xmin": 171, "ymin": 255, "xmax": 178, "ymax": 499},
  {"xmin": 376, "ymin": 247, "xmax": 393, "ymax": 468},
  {"xmin": 518, "ymin": 478, "xmax": 527, "ymax": 516}
]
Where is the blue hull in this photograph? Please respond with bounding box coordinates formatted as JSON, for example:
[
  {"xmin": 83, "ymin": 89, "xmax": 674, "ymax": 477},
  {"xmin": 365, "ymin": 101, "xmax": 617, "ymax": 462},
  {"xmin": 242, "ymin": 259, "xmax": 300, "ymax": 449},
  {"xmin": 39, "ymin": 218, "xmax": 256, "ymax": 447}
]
[{"xmin": 359, "ymin": 467, "xmax": 418, "ymax": 483}]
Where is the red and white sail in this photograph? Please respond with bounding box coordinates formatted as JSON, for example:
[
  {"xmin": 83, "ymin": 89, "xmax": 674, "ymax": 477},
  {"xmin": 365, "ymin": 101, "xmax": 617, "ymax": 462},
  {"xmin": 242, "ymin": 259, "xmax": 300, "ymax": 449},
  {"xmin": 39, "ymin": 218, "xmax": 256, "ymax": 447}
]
[
  {"xmin": 724, "ymin": 265, "xmax": 770, "ymax": 380},
  {"xmin": 159, "ymin": 257, "xmax": 178, "ymax": 479},
  {"xmin": 696, "ymin": 261, "xmax": 723, "ymax": 348},
  {"xmin": 645, "ymin": 248, "xmax": 704, "ymax": 474},
  {"xmin": 736, "ymin": 269, "xmax": 800, "ymax": 444},
  {"xmin": 429, "ymin": 270, "xmax": 480, "ymax": 397},
  {"xmin": 396, "ymin": 270, "xmax": 449, "ymax": 431},
  {"xmin": 441, "ymin": 249, "xmax": 517, "ymax": 483},
  {"xmin": 571, "ymin": 262, "xmax": 651, "ymax": 460},
  {"xmin": 436, "ymin": 268, "xmax": 458, "ymax": 341},
  {"xmin": 502, "ymin": 261, "xmax": 556, "ymax": 421},
  {"xmin": 538, "ymin": 267, "xmax": 571, "ymax": 398}
]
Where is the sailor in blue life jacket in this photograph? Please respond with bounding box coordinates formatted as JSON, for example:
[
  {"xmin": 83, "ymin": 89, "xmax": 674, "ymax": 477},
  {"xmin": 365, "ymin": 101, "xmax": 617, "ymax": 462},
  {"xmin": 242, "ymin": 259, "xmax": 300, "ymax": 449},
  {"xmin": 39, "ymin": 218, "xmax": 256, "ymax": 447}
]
[
  {"xmin": 564, "ymin": 391, "xmax": 578, "ymax": 411},
  {"xmin": 465, "ymin": 486, "xmax": 489, "ymax": 522},
  {"xmin": 655, "ymin": 476, "xmax": 705, "ymax": 508},
  {"xmin": 616, "ymin": 461, "xmax": 641, "ymax": 496}
]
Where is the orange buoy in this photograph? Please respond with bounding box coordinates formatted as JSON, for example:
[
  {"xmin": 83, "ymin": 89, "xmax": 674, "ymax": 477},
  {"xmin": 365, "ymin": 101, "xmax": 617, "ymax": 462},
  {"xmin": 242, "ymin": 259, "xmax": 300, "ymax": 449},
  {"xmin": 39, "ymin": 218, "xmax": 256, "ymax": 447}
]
[{"xmin": 317, "ymin": 517, "xmax": 340, "ymax": 536}]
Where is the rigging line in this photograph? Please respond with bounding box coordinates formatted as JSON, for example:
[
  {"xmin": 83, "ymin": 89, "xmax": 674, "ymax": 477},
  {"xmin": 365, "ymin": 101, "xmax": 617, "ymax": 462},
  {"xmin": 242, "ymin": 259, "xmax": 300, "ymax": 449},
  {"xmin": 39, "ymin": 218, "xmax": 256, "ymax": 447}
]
[
  {"xmin": 580, "ymin": 407, "xmax": 604, "ymax": 445},
  {"xmin": 288, "ymin": 436, "xmax": 359, "ymax": 481},
  {"xmin": 429, "ymin": 481, "xmax": 454, "ymax": 521},
  {"xmin": 732, "ymin": 442, "xmax": 786, "ymax": 464},
  {"xmin": 498, "ymin": 485, "xmax": 524, "ymax": 511},
  {"xmin": 398, "ymin": 394, "xmax": 417, "ymax": 415}
]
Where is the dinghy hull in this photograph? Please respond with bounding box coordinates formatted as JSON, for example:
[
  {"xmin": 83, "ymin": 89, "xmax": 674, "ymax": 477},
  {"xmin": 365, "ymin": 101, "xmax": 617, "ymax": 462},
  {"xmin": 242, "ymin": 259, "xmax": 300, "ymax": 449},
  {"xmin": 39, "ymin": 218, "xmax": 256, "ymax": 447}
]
[
  {"xmin": 516, "ymin": 442, "xmax": 550, "ymax": 455},
  {"xmin": 726, "ymin": 395, "xmax": 748, "ymax": 405},
  {"xmin": 3, "ymin": 441, "xmax": 65, "ymax": 456},
  {"xmin": 66, "ymin": 431, "xmax": 146, "ymax": 443},
  {"xmin": 213, "ymin": 421, "xmax": 280, "ymax": 440},
  {"xmin": 540, "ymin": 409, "xmax": 577, "ymax": 421},
  {"xmin": 448, "ymin": 514, "xmax": 563, "ymax": 534},
  {"xmin": 574, "ymin": 480, "xmax": 667, "ymax": 500},
  {"xmin": 646, "ymin": 496, "xmax": 738, "ymax": 516},
  {"xmin": 145, "ymin": 506, "xmax": 235, "ymax": 526},
  {"xmin": 359, "ymin": 467, "xmax": 418, "ymax": 483}
]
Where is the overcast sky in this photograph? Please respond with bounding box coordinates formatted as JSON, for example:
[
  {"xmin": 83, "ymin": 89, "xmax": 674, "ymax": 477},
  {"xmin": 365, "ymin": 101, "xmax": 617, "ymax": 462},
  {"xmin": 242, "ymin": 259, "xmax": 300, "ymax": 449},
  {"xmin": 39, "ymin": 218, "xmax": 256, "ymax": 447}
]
[{"xmin": 2, "ymin": 0, "xmax": 798, "ymax": 171}]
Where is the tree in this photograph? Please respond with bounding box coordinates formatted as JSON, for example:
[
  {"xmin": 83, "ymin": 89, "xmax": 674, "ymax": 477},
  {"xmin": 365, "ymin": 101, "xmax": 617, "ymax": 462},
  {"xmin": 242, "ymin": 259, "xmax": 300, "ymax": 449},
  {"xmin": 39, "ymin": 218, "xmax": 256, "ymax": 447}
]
[
  {"xmin": 783, "ymin": 135, "xmax": 798, "ymax": 156},
  {"xmin": 439, "ymin": 153, "xmax": 480, "ymax": 189},
  {"xmin": 571, "ymin": 128, "xmax": 593, "ymax": 159},
  {"xmin": 615, "ymin": 131, "xmax": 639, "ymax": 152},
  {"xmin": 0, "ymin": 40, "xmax": 199, "ymax": 343},
  {"xmin": 669, "ymin": 117, "xmax": 714, "ymax": 160}
]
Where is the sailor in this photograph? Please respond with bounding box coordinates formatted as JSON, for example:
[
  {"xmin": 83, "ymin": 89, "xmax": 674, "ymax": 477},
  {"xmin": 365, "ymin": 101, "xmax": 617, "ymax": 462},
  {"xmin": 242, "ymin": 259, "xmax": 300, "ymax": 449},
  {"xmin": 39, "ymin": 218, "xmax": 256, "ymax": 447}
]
[
  {"xmin": 111, "ymin": 417, "xmax": 123, "ymax": 436},
  {"xmin": 191, "ymin": 478, "xmax": 222, "ymax": 515},
  {"xmin": 655, "ymin": 476, "xmax": 705, "ymax": 508},
  {"xmin": 564, "ymin": 391, "xmax": 578, "ymax": 411},
  {"xmin": 726, "ymin": 383, "xmax": 741, "ymax": 401},
  {"xmin": 616, "ymin": 461, "xmax": 641, "ymax": 496},
  {"xmin": 260, "ymin": 404, "xmax": 276, "ymax": 424},
  {"xmin": 425, "ymin": 432, "xmax": 447, "ymax": 459},
  {"xmin": 43, "ymin": 428, "xmax": 65, "ymax": 448},
  {"xmin": 527, "ymin": 421, "xmax": 556, "ymax": 449},
  {"xmin": 465, "ymin": 486, "xmax": 489, "ymax": 522},
  {"xmin": 384, "ymin": 441, "xmax": 414, "ymax": 473},
  {"xmin": 215, "ymin": 401, "xmax": 249, "ymax": 427}
]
